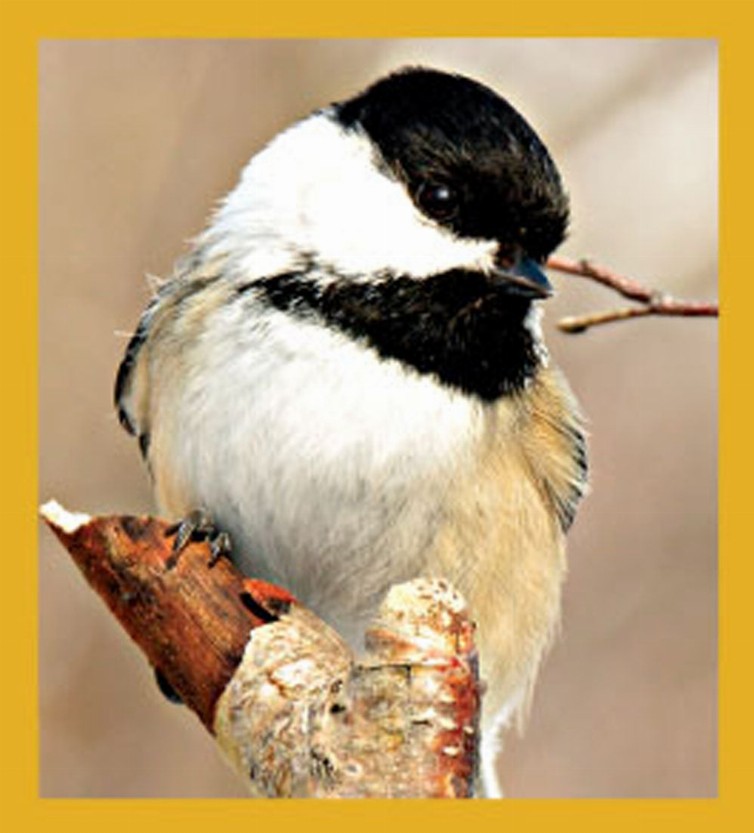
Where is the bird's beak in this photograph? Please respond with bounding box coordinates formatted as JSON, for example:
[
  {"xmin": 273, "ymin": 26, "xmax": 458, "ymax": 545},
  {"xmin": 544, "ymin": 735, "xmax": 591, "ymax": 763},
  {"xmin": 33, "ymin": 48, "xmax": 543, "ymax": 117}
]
[{"xmin": 490, "ymin": 257, "xmax": 553, "ymax": 299}]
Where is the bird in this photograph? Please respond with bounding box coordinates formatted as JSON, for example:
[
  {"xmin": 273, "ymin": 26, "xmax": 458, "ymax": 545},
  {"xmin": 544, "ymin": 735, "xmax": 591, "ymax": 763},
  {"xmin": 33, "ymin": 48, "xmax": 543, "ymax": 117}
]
[{"xmin": 114, "ymin": 66, "xmax": 588, "ymax": 796}]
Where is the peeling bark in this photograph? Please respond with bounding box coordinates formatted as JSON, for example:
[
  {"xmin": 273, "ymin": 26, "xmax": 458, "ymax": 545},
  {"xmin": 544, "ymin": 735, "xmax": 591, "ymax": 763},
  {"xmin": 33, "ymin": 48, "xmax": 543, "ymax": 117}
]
[{"xmin": 41, "ymin": 501, "xmax": 481, "ymax": 797}]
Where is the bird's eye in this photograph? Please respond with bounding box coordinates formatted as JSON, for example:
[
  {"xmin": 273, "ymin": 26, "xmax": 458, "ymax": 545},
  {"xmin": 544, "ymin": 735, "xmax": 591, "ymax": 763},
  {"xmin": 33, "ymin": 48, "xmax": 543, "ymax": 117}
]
[{"xmin": 415, "ymin": 182, "xmax": 458, "ymax": 221}]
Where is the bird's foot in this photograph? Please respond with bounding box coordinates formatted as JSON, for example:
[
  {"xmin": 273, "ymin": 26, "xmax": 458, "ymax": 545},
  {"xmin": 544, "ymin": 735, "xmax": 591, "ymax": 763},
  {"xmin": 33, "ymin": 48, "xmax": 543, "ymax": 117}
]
[{"xmin": 165, "ymin": 508, "xmax": 232, "ymax": 567}]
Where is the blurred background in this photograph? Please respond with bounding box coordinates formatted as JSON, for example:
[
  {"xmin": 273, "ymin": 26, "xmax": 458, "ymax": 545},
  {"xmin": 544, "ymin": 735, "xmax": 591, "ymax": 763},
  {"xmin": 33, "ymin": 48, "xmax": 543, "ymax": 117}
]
[{"xmin": 38, "ymin": 39, "xmax": 717, "ymax": 798}]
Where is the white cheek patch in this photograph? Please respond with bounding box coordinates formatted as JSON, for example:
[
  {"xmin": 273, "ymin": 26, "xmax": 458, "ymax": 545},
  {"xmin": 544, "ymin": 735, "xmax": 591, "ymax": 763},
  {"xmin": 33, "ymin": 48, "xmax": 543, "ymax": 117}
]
[{"xmin": 203, "ymin": 112, "xmax": 497, "ymax": 281}]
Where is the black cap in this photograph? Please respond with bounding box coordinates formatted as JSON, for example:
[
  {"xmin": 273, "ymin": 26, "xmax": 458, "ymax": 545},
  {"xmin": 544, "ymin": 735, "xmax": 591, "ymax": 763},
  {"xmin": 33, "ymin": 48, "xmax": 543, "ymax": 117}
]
[{"xmin": 335, "ymin": 67, "xmax": 569, "ymax": 262}]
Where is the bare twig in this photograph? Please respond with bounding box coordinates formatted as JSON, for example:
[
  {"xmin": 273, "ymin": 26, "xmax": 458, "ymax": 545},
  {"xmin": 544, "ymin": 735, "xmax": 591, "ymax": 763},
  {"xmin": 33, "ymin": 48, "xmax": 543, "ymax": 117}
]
[{"xmin": 546, "ymin": 255, "xmax": 718, "ymax": 334}]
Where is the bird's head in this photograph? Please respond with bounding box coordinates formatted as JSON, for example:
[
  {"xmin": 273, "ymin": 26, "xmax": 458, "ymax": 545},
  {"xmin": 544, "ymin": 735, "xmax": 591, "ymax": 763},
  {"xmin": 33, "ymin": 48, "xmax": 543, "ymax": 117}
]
[
  {"xmin": 201, "ymin": 67, "xmax": 569, "ymax": 400},
  {"xmin": 206, "ymin": 67, "xmax": 568, "ymax": 294}
]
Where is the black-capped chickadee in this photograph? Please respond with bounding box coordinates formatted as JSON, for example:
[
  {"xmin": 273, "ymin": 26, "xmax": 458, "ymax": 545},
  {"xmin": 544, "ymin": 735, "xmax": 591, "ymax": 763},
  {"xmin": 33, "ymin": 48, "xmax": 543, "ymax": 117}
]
[{"xmin": 115, "ymin": 67, "xmax": 587, "ymax": 796}]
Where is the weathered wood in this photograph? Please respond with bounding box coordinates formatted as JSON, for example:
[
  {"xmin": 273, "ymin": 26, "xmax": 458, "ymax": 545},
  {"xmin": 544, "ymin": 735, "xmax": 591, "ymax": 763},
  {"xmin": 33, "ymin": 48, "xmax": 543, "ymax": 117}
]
[{"xmin": 41, "ymin": 500, "xmax": 481, "ymax": 797}]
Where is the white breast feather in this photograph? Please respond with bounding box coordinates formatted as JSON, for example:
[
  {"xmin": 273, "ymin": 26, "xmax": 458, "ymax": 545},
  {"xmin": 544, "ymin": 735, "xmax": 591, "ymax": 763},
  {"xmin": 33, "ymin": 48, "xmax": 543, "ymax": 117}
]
[{"xmin": 159, "ymin": 299, "xmax": 484, "ymax": 642}]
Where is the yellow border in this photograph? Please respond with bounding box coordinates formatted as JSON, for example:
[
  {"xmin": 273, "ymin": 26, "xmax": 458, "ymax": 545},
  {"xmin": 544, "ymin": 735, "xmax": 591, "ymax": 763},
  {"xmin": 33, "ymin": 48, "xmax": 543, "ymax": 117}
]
[{"xmin": 2, "ymin": 0, "xmax": 746, "ymax": 830}]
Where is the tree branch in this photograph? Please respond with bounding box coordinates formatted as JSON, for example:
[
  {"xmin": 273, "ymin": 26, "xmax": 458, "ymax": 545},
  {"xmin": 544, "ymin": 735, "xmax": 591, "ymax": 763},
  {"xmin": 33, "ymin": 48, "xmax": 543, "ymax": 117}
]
[
  {"xmin": 546, "ymin": 255, "xmax": 719, "ymax": 334},
  {"xmin": 40, "ymin": 500, "xmax": 481, "ymax": 798}
]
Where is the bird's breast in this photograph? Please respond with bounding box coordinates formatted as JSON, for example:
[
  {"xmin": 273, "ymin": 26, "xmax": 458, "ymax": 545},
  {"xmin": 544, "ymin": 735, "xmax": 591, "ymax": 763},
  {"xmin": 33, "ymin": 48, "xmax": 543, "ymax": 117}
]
[
  {"xmin": 147, "ymin": 290, "xmax": 580, "ymax": 725},
  {"xmin": 150, "ymin": 300, "xmax": 494, "ymax": 640}
]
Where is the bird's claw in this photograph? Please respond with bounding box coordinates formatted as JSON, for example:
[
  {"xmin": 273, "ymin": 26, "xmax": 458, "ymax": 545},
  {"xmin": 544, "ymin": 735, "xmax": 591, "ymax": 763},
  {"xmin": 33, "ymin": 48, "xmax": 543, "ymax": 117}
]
[{"xmin": 165, "ymin": 509, "xmax": 232, "ymax": 567}]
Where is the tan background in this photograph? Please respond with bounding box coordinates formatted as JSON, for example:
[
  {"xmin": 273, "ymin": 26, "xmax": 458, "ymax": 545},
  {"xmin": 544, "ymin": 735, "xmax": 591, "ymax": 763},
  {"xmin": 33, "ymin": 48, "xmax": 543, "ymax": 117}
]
[{"xmin": 39, "ymin": 39, "xmax": 717, "ymax": 798}]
